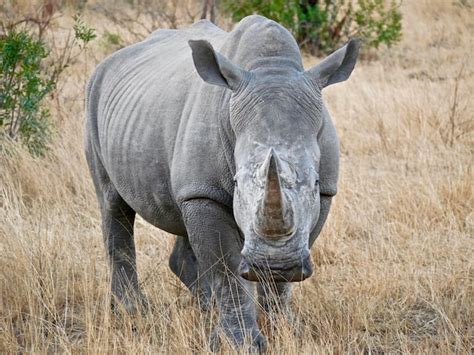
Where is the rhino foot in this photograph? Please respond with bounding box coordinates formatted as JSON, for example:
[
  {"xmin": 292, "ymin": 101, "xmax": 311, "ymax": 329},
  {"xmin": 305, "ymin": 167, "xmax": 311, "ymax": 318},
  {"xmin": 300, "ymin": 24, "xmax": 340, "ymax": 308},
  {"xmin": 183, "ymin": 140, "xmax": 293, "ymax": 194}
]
[
  {"xmin": 111, "ymin": 289, "xmax": 149, "ymax": 316},
  {"xmin": 210, "ymin": 325, "xmax": 267, "ymax": 353},
  {"xmin": 193, "ymin": 283, "xmax": 213, "ymax": 312}
]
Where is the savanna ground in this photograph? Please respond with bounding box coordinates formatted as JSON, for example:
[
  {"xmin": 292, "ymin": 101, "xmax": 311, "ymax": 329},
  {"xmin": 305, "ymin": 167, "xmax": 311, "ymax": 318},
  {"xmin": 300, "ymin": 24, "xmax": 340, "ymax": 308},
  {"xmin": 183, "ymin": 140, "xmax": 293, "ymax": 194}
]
[{"xmin": 1, "ymin": 0, "xmax": 473, "ymax": 353}]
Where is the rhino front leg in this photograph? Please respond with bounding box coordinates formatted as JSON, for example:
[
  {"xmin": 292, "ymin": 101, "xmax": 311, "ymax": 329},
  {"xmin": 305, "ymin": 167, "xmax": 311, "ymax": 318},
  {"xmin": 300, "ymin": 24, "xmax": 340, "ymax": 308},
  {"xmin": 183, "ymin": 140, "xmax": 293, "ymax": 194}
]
[
  {"xmin": 181, "ymin": 199, "xmax": 266, "ymax": 352},
  {"xmin": 258, "ymin": 282, "xmax": 302, "ymax": 337},
  {"xmin": 258, "ymin": 282, "xmax": 293, "ymax": 314},
  {"xmin": 169, "ymin": 236, "xmax": 212, "ymax": 311}
]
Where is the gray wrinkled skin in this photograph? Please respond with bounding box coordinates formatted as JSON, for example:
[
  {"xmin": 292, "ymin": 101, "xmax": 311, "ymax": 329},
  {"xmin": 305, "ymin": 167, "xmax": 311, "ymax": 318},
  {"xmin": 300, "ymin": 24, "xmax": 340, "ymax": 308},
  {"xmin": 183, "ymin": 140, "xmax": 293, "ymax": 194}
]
[{"xmin": 85, "ymin": 15, "xmax": 359, "ymax": 351}]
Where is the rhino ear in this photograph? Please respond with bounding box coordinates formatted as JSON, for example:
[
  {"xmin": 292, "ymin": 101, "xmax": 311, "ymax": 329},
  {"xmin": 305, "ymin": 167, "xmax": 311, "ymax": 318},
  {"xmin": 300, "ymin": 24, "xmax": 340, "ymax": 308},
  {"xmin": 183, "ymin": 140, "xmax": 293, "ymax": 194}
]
[
  {"xmin": 188, "ymin": 40, "xmax": 248, "ymax": 90},
  {"xmin": 305, "ymin": 39, "xmax": 361, "ymax": 89}
]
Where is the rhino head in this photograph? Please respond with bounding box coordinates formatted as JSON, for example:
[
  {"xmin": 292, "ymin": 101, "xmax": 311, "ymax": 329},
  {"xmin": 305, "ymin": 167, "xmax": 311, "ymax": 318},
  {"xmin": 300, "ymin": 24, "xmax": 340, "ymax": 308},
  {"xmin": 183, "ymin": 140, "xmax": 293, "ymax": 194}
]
[{"xmin": 189, "ymin": 38, "xmax": 359, "ymax": 282}]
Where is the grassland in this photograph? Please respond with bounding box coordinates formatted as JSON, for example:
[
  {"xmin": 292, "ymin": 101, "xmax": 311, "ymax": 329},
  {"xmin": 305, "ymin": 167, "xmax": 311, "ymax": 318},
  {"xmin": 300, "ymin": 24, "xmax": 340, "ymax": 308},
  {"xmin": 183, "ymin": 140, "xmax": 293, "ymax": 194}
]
[{"xmin": 1, "ymin": 0, "xmax": 473, "ymax": 353}]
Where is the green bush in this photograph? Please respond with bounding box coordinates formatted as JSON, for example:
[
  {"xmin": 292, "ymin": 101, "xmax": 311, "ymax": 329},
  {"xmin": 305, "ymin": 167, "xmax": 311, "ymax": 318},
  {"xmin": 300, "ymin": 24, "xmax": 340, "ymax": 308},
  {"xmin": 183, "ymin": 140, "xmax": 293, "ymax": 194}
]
[
  {"xmin": 0, "ymin": 31, "xmax": 53, "ymax": 156},
  {"xmin": 220, "ymin": 0, "xmax": 402, "ymax": 54},
  {"xmin": 0, "ymin": 15, "xmax": 96, "ymax": 156},
  {"xmin": 73, "ymin": 14, "xmax": 97, "ymax": 45}
]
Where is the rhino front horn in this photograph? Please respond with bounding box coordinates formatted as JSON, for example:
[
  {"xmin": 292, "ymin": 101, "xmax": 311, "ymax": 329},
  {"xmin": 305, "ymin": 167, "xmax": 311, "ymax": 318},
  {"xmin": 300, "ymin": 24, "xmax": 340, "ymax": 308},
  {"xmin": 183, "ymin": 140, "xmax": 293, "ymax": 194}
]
[{"xmin": 254, "ymin": 149, "xmax": 295, "ymax": 239}]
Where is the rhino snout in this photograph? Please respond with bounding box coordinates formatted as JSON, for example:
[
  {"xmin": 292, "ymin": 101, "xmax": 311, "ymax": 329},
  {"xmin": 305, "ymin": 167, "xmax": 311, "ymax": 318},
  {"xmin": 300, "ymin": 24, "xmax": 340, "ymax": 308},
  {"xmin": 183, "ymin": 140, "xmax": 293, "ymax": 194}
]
[{"xmin": 238, "ymin": 252, "xmax": 313, "ymax": 282}]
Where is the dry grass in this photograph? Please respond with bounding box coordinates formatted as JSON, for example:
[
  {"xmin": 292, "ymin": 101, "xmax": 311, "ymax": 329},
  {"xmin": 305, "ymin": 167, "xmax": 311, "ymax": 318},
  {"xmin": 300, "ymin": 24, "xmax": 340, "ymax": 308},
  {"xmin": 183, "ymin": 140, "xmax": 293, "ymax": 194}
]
[{"xmin": 1, "ymin": 0, "xmax": 473, "ymax": 353}]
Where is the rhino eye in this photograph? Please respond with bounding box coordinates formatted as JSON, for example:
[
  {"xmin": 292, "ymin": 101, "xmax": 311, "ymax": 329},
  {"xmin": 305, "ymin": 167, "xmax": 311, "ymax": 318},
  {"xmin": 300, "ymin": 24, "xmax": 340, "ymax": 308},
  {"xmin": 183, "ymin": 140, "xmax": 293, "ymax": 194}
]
[
  {"xmin": 313, "ymin": 172, "xmax": 320, "ymax": 187},
  {"xmin": 232, "ymin": 173, "xmax": 239, "ymax": 187}
]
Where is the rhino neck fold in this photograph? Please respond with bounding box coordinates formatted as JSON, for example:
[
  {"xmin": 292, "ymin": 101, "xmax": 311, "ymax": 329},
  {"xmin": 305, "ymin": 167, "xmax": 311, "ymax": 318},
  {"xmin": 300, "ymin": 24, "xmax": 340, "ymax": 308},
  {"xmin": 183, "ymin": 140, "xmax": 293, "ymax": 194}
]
[{"xmin": 217, "ymin": 88, "xmax": 237, "ymax": 177}]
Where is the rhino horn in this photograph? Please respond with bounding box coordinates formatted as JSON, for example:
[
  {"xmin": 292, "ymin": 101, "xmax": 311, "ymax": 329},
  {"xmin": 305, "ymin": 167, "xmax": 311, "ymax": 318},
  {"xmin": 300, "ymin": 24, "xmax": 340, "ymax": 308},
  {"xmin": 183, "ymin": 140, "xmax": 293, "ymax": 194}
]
[{"xmin": 254, "ymin": 149, "xmax": 295, "ymax": 239}]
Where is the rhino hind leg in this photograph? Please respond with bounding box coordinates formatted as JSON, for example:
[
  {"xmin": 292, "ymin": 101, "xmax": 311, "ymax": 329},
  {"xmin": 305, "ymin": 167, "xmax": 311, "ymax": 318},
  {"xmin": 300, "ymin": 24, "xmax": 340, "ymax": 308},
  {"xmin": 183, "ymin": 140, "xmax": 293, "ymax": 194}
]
[
  {"xmin": 169, "ymin": 236, "xmax": 212, "ymax": 311},
  {"xmin": 86, "ymin": 145, "xmax": 146, "ymax": 314},
  {"xmin": 102, "ymin": 195, "xmax": 148, "ymax": 315}
]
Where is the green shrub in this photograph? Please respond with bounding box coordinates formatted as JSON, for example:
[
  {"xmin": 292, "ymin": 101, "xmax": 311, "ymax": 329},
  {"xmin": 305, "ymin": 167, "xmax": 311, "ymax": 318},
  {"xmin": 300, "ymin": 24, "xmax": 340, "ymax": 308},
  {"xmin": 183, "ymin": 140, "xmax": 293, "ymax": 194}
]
[
  {"xmin": 0, "ymin": 15, "xmax": 96, "ymax": 156},
  {"xmin": 0, "ymin": 31, "xmax": 53, "ymax": 156},
  {"xmin": 73, "ymin": 14, "xmax": 97, "ymax": 44},
  {"xmin": 220, "ymin": 0, "xmax": 402, "ymax": 54}
]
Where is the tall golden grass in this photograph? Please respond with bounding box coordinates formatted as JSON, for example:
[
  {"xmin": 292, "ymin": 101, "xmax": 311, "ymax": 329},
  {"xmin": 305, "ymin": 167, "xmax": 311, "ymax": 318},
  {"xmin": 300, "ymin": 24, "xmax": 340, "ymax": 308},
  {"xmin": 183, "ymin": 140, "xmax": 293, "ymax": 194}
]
[{"xmin": 1, "ymin": 0, "xmax": 473, "ymax": 352}]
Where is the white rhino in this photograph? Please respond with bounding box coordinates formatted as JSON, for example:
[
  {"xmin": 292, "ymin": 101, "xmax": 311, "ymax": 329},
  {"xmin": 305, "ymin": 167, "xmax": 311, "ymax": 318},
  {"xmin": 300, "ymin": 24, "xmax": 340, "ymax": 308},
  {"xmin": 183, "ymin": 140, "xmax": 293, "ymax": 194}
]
[{"xmin": 85, "ymin": 15, "xmax": 359, "ymax": 350}]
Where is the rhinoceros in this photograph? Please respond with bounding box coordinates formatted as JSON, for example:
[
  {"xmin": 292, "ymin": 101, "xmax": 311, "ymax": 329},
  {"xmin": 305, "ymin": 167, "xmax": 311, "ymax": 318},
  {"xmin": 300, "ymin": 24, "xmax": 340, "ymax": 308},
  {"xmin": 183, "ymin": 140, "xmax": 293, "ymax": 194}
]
[{"xmin": 85, "ymin": 15, "xmax": 359, "ymax": 350}]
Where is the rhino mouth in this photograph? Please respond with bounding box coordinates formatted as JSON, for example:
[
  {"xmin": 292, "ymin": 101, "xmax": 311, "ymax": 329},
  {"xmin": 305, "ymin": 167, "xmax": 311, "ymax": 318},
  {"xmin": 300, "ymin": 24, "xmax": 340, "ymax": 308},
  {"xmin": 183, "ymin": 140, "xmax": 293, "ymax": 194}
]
[{"xmin": 238, "ymin": 255, "xmax": 313, "ymax": 282}]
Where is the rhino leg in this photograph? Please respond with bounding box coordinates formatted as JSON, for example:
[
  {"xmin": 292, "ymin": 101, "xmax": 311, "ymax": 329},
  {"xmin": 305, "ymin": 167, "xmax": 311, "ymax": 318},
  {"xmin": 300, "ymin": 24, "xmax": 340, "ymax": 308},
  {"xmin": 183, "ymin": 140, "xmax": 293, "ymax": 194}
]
[
  {"xmin": 180, "ymin": 199, "xmax": 266, "ymax": 352},
  {"xmin": 258, "ymin": 282, "xmax": 296, "ymax": 328},
  {"xmin": 169, "ymin": 236, "xmax": 212, "ymax": 311},
  {"xmin": 101, "ymin": 194, "xmax": 148, "ymax": 314},
  {"xmin": 86, "ymin": 146, "xmax": 146, "ymax": 314},
  {"xmin": 258, "ymin": 282, "xmax": 293, "ymax": 314}
]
